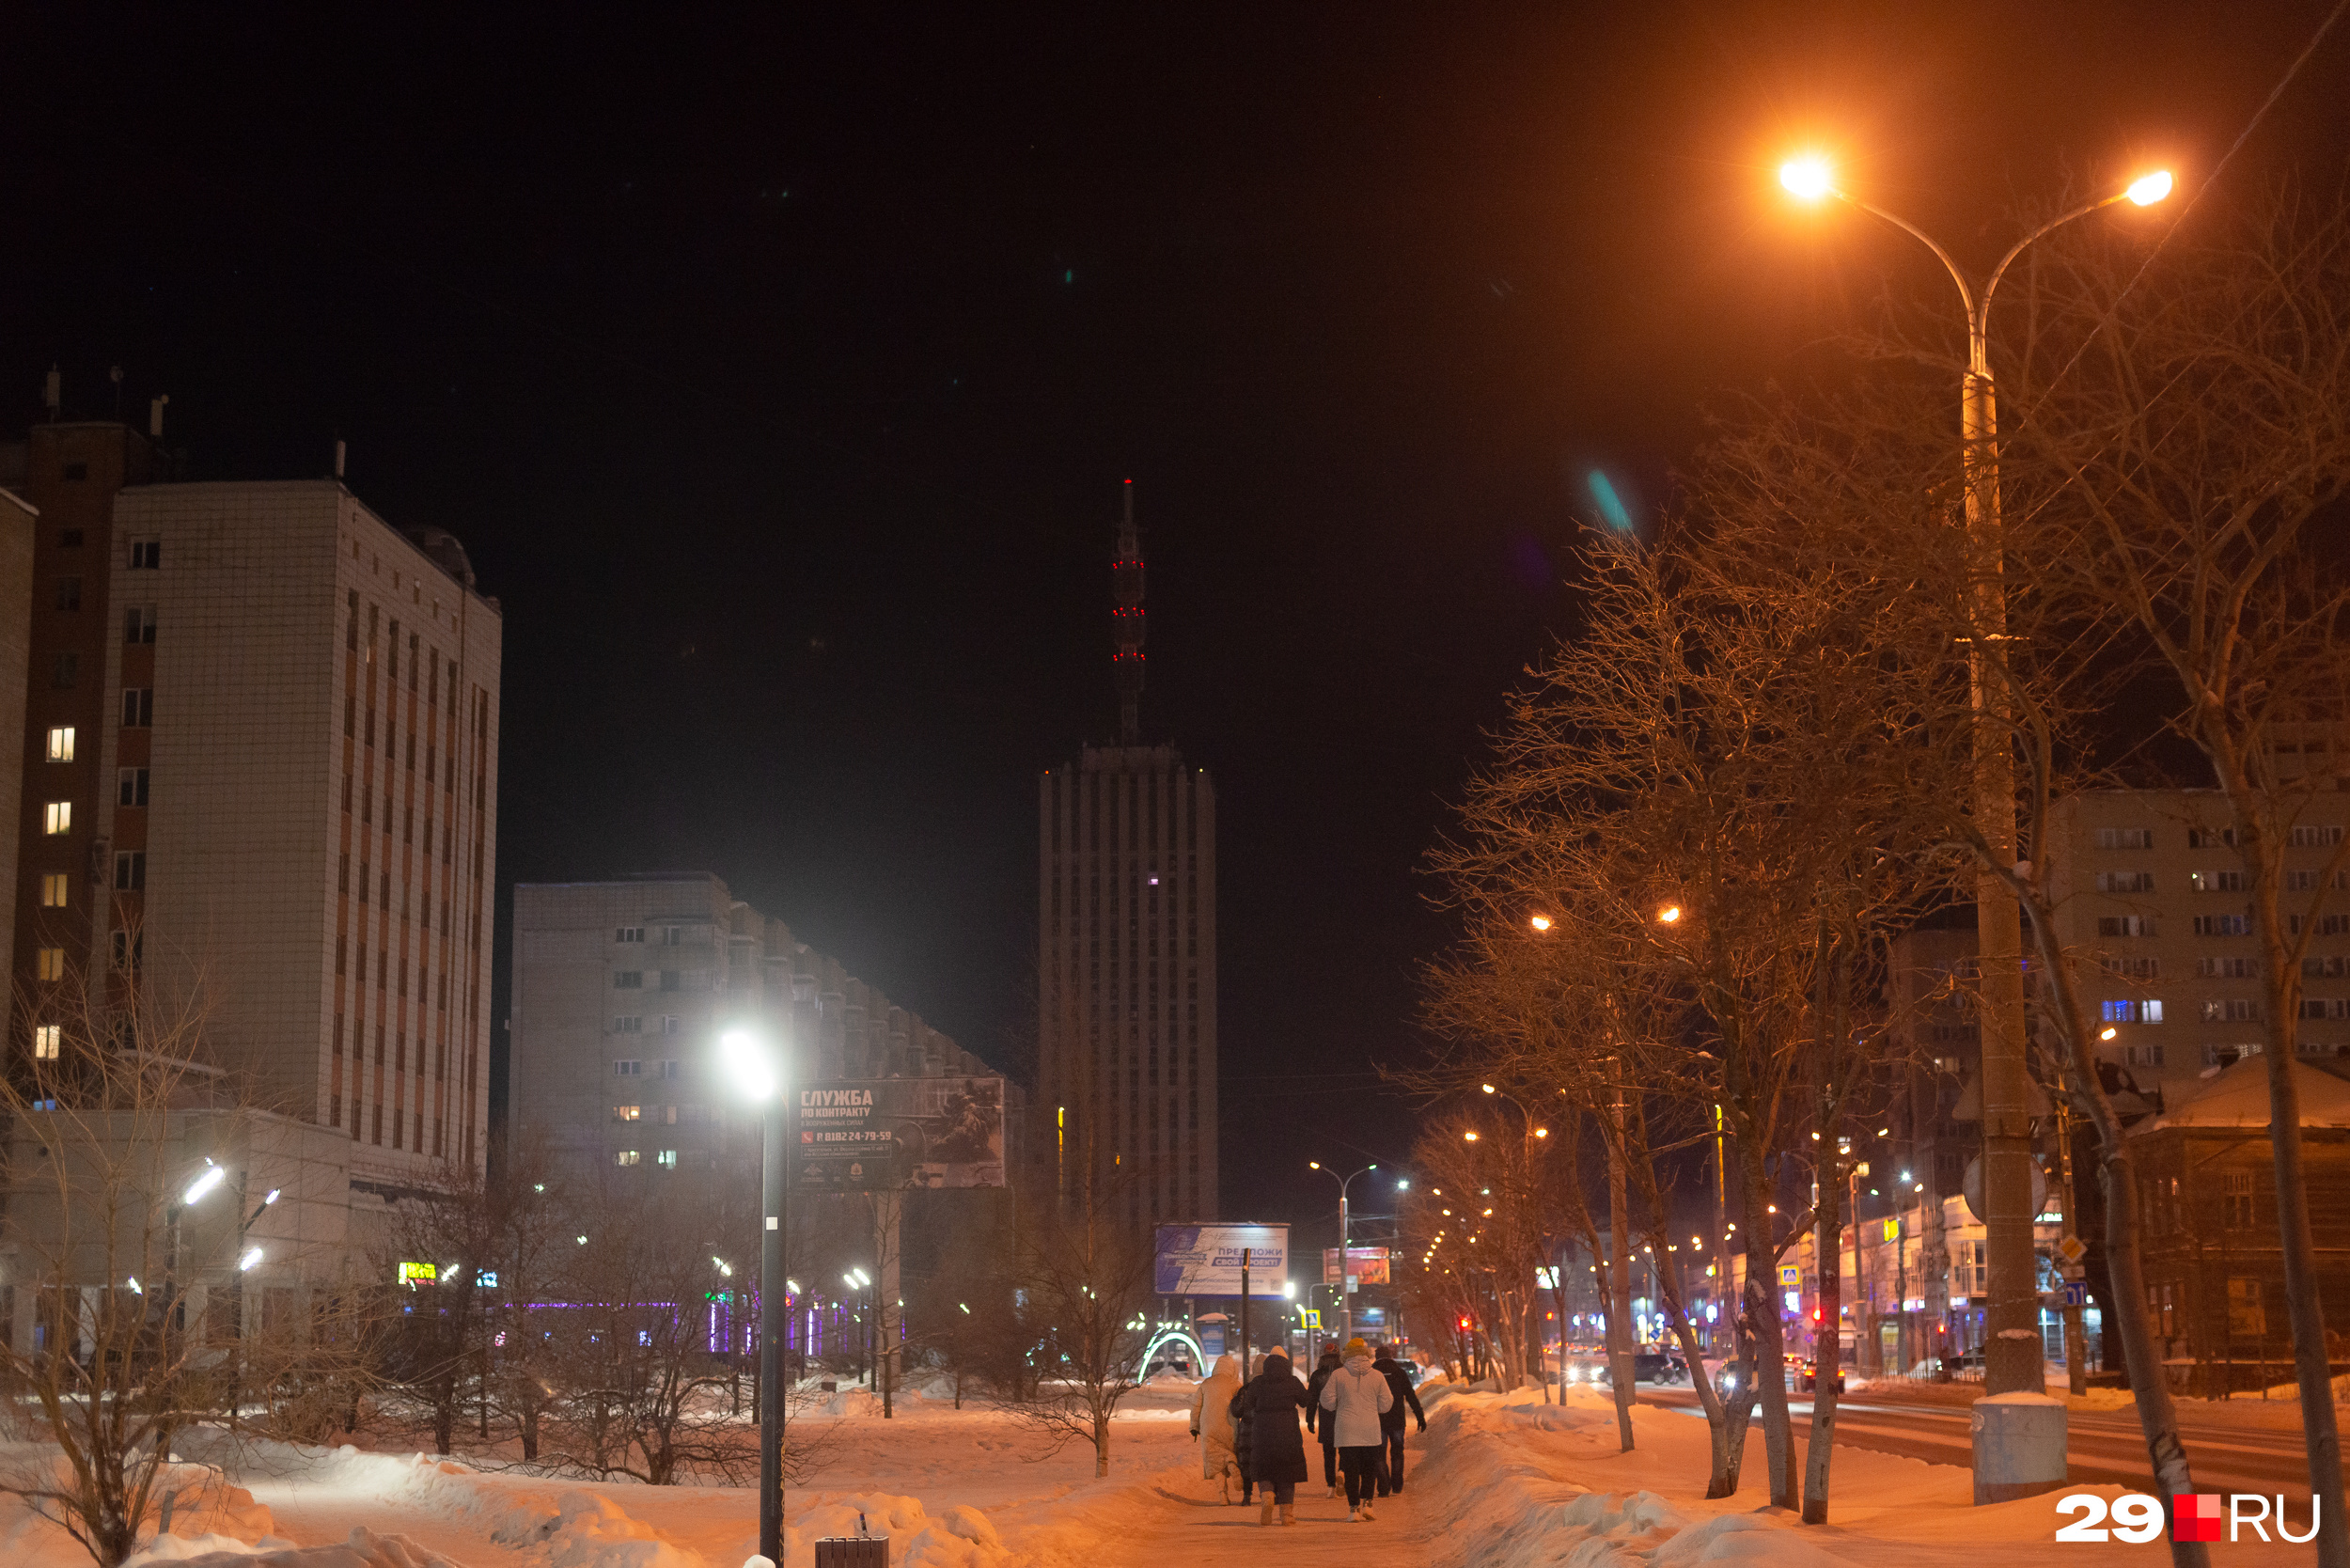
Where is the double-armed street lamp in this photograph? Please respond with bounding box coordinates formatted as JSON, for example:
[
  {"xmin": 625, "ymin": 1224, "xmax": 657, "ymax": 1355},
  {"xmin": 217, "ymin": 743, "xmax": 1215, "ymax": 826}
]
[
  {"xmin": 1308, "ymin": 1161, "xmax": 1410, "ymax": 1346},
  {"xmin": 1777, "ymin": 154, "xmax": 2170, "ymax": 1487},
  {"xmin": 721, "ymin": 1026, "xmax": 789, "ymax": 1565}
]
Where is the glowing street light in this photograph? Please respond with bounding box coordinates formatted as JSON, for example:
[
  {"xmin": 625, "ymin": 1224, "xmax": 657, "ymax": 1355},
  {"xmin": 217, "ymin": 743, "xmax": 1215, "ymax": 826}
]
[
  {"xmin": 1528, "ymin": 913, "xmax": 1554, "ymax": 932},
  {"xmin": 1656, "ymin": 905, "xmax": 1682, "ymax": 924},
  {"xmin": 238, "ymin": 1247, "xmax": 264, "ymax": 1274},
  {"xmin": 182, "ymin": 1164, "xmax": 227, "ymax": 1207},
  {"xmin": 719, "ymin": 1024, "xmax": 791, "ymax": 1564},
  {"xmin": 1779, "ymin": 156, "xmax": 1834, "ymax": 201},
  {"xmin": 2127, "ymin": 170, "xmax": 2174, "ymax": 206}
]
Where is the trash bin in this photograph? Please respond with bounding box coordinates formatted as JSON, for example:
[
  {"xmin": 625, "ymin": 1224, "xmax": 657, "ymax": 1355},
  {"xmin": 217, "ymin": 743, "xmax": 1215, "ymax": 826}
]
[{"xmin": 814, "ymin": 1537, "xmax": 889, "ymax": 1567}]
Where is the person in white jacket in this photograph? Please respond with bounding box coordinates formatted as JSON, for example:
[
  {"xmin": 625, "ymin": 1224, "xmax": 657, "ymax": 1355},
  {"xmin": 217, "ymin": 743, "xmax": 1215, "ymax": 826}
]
[
  {"xmin": 1317, "ymin": 1337, "xmax": 1393, "ymax": 1521},
  {"xmin": 1189, "ymin": 1354, "xmax": 1243, "ymax": 1502}
]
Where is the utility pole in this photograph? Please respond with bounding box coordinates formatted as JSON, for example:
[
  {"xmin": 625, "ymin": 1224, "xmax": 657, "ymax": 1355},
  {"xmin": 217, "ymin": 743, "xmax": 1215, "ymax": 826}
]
[{"xmin": 2056, "ymin": 1074, "xmax": 2086, "ymax": 1396}]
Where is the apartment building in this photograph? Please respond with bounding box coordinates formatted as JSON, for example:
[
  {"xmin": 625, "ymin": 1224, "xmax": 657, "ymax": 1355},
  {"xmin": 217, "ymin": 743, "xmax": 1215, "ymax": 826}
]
[
  {"xmin": 0, "ymin": 485, "xmax": 31, "ymax": 1045},
  {"xmin": 509, "ymin": 874, "xmax": 1004, "ymax": 1184},
  {"xmin": 8, "ymin": 453, "xmax": 503, "ymax": 1183},
  {"xmin": 2050, "ymin": 789, "xmax": 2350, "ymax": 1102}
]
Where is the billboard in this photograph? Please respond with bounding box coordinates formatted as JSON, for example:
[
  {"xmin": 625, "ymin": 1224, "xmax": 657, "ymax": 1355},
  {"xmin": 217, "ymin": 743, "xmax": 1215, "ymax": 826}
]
[
  {"xmin": 793, "ymin": 1077, "xmax": 1006, "ymax": 1190},
  {"xmin": 1153, "ymin": 1224, "xmax": 1290, "ymax": 1295},
  {"xmin": 1323, "ymin": 1246, "xmax": 1390, "ymax": 1287}
]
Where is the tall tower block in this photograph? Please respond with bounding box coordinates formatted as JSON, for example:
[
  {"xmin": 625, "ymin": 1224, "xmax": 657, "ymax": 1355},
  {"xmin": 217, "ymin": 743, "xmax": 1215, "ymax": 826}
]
[{"xmin": 1037, "ymin": 484, "xmax": 1217, "ymax": 1227}]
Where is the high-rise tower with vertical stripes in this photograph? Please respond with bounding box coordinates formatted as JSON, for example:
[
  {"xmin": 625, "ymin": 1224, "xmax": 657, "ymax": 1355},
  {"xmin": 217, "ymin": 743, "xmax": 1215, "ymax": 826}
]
[{"xmin": 1037, "ymin": 483, "xmax": 1217, "ymax": 1226}]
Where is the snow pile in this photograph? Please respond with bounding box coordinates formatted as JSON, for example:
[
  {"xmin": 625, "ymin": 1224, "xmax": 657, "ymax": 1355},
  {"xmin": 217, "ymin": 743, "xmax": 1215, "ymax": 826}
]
[
  {"xmin": 125, "ymin": 1526, "xmax": 462, "ymax": 1568},
  {"xmin": 783, "ymin": 1493, "xmax": 1015, "ymax": 1568}
]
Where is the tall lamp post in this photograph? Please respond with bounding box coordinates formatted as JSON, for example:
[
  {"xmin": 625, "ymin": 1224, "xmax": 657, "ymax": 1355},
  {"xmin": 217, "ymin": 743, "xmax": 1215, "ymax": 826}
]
[
  {"xmin": 1778, "ymin": 154, "xmax": 2170, "ymax": 1482},
  {"xmin": 1307, "ymin": 1162, "xmax": 1380, "ymax": 1345},
  {"xmin": 722, "ymin": 1027, "xmax": 789, "ymax": 1565}
]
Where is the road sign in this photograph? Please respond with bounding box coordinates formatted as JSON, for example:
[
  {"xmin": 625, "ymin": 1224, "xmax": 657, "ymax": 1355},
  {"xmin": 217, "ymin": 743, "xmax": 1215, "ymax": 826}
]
[
  {"xmin": 2060, "ymin": 1281, "xmax": 2088, "ymax": 1307},
  {"xmin": 1299, "ymin": 1309, "xmax": 1322, "ymax": 1329},
  {"xmin": 2056, "ymin": 1235, "xmax": 2087, "ymax": 1265}
]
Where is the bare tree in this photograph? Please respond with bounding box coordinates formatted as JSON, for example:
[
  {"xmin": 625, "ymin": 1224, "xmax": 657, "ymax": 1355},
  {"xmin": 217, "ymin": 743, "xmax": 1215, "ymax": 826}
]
[
  {"xmin": 993, "ymin": 1173, "xmax": 1155, "ymax": 1478},
  {"xmin": 0, "ymin": 968, "xmax": 245, "ymax": 1566},
  {"xmin": 2004, "ymin": 182, "xmax": 2350, "ymax": 1565}
]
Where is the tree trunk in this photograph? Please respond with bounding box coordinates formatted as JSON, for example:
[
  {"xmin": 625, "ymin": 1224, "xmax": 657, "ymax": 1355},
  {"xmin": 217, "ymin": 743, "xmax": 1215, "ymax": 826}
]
[
  {"xmin": 1802, "ymin": 1165, "xmax": 1843, "ymax": 1523},
  {"xmin": 1094, "ymin": 1407, "xmax": 1110, "ymax": 1478},
  {"xmin": 2260, "ymin": 1037, "xmax": 2347, "ymax": 1568},
  {"xmin": 1741, "ymin": 1150, "xmax": 1796, "ymax": 1510}
]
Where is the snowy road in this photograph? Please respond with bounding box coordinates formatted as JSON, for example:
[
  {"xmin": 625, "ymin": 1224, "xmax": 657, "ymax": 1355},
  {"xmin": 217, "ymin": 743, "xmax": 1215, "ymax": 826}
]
[{"xmin": 1644, "ymin": 1385, "xmax": 2320, "ymax": 1497}]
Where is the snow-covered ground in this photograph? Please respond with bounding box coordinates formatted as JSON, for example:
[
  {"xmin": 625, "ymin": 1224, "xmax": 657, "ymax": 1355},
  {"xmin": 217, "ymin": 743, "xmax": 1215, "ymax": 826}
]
[{"xmin": 1, "ymin": 1375, "xmax": 2324, "ymax": 1568}]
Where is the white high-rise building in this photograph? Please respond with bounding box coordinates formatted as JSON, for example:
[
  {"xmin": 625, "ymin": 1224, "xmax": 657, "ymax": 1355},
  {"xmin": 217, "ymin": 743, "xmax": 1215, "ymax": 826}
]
[{"xmin": 91, "ymin": 480, "xmax": 502, "ymax": 1180}]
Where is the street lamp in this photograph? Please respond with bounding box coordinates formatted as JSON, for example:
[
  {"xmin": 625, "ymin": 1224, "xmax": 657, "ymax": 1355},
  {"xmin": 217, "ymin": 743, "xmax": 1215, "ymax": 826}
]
[
  {"xmin": 1308, "ymin": 1161, "xmax": 1385, "ymax": 1344},
  {"xmin": 721, "ymin": 1025, "xmax": 789, "ymax": 1565},
  {"xmin": 1781, "ymin": 147, "xmax": 2170, "ymax": 1443}
]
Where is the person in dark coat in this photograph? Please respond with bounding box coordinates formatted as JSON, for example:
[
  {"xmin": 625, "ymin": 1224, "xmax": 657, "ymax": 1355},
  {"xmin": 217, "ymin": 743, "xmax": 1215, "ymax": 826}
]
[
  {"xmin": 1370, "ymin": 1343, "xmax": 1426, "ymax": 1496},
  {"xmin": 1230, "ymin": 1353, "xmax": 1262, "ymax": 1504},
  {"xmin": 1230, "ymin": 1351, "xmax": 1313, "ymax": 1525},
  {"xmin": 1304, "ymin": 1345, "xmax": 1343, "ymax": 1496}
]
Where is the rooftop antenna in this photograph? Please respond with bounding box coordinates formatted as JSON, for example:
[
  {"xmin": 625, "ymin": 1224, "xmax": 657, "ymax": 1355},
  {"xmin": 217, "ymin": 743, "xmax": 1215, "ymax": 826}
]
[
  {"xmin": 149, "ymin": 395, "xmax": 168, "ymax": 440},
  {"xmin": 42, "ymin": 365, "xmax": 59, "ymax": 421},
  {"xmin": 1110, "ymin": 479, "xmax": 1146, "ymax": 745},
  {"xmin": 335, "ymin": 439, "xmax": 347, "ymax": 479}
]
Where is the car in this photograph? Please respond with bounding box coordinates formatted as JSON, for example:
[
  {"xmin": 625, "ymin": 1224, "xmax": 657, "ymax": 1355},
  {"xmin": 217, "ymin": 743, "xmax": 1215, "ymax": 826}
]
[{"xmin": 1793, "ymin": 1356, "xmax": 1846, "ymax": 1394}]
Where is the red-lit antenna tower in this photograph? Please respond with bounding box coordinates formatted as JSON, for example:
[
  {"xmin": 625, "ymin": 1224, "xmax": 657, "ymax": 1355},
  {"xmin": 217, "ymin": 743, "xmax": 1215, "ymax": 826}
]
[{"xmin": 1111, "ymin": 479, "xmax": 1146, "ymax": 744}]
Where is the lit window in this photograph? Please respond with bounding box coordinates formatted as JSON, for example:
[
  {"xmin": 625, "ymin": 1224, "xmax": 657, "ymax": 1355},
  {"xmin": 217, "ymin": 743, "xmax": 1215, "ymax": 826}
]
[
  {"xmin": 612, "ymin": 1105, "xmax": 642, "ymax": 1121},
  {"xmin": 33, "ymin": 1025, "xmax": 61, "ymax": 1059},
  {"xmin": 615, "ymin": 1150, "xmax": 641, "ymax": 1167},
  {"xmin": 656, "ymin": 1150, "xmax": 678, "ymax": 1168},
  {"xmin": 39, "ymin": 874, "xmax": 69, "ymax": 908},
  {"xmin": 43, "ymin": 801, "xmax": 71, "ymax": 835},
  {"xmin": 2201, "ymin": 998, "xmax": 2260, "ymax": 1023},
  {"xmin": 44, "ymin": 726, "xmax": 73, "ymax": 762},
  {"xmin": 36, "ymin": 948, "xmax": 65, "ymax": 981},
  {"xmin": 2188, "ymin": 870, "xmax": 2244, "ymax": 893}
]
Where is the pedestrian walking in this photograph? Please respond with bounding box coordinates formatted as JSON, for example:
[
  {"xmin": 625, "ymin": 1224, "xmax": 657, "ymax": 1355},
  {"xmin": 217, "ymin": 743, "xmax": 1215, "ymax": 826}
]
[
  {"xmin": 1370, "ymin": 1342, "xmax": 1426, "ymax": 1496},
  {"xmin": 1230, "ymin": 1351, "xmax": 1313, "ymax": 1526},
  {"xmin": 1231, "ymin": 1354, "xmax": 1266, "ymax": 1505},
  {"xmin": 1304, "ymin": 1344, "xmax": 1343, "ymax": 1497},
  {"xmin": 1189, "ymin": 1353, "xmax": 1243, "ymax": 1503},
  {"xmin": 1317, "ymin": 1336, "xmax": 1393, "ymax": 1522}
]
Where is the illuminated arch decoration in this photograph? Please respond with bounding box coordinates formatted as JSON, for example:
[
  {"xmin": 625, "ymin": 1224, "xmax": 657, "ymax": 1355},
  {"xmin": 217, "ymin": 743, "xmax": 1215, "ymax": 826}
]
[{"xmin": 1138, "ymin": 1326, "xmax": 1207, "ymax": 1380}]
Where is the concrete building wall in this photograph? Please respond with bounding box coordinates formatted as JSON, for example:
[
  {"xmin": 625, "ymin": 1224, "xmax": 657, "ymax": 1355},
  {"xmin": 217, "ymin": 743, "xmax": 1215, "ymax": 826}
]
[{"xmin": 0, "ymin": 487, "xmax": 33, "ymax": 1048}]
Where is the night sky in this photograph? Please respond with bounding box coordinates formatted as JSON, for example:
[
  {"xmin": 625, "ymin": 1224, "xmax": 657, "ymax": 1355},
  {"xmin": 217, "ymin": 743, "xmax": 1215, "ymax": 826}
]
[{"xmin": 4, "ymin": 3, "xmax": 2344, "ymax": 1264}]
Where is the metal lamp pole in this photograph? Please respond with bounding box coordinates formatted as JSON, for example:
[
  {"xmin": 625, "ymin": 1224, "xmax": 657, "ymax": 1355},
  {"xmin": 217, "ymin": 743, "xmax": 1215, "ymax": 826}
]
[
  {"xmin": 724, "ymin": 1027, "xmax": 790, "ymax": 1566},
  {"xmin": 1308, "ymin": 1162, "xmax": 1377, "ymax": 1344},
  {"xmin": 1779, "ymin": 158, "xmax": 2171, "ymax": 1403}
]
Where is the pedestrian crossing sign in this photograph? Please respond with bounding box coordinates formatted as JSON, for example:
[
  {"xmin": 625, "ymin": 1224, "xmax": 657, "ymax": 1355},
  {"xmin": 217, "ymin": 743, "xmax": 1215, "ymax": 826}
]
[{"xmin": 1300, "ymin": 1309, "xmax": 1322, "ymax": 1328}]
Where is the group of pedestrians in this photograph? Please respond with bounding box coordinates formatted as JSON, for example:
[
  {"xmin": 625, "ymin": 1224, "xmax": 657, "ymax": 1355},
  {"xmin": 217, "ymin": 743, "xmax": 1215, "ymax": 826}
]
[{"xmin": 1190, "ymin": 1336, "xmax": 1426, "ymax": 1527}]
